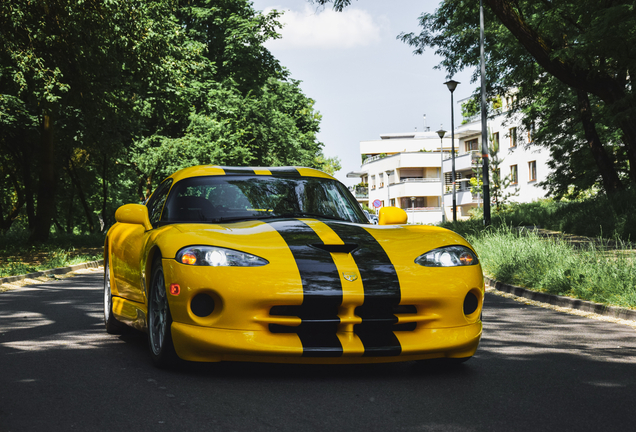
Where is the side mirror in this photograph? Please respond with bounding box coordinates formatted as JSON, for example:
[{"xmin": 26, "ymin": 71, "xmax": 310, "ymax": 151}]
[
  {"xmin": 115, "ymin": 204, "xmax": 153, "ymax": 231},
  {"xmin": 378, "ymin": 207, "xmax": 408, "ymax": 225}
]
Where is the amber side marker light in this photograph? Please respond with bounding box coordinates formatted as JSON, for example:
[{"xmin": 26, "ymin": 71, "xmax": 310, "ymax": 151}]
[{"xmin": 170, "ymin": 284, "xmax": 181, "ymax": 296}]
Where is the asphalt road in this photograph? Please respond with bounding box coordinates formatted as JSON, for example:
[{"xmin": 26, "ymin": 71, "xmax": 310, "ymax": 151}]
[{"xmin": 1, "ymin": 269, "xmax": 635, "ymax": 432}]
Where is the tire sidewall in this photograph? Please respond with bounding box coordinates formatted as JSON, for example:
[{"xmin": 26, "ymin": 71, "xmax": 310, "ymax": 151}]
[{"xmin": 148, "ymin": 255, "xmax": 178, "ymax": 367}]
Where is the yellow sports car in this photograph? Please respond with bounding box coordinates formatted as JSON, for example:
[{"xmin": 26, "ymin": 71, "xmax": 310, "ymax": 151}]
[{"xmin": 104, "ymin": 166, "xmax": 483, "ymax": 367}]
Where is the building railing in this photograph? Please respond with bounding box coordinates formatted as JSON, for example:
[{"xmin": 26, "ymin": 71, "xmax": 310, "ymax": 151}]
[
  {"xmin": 443, "ymin": 150, "xmax": 480, "ymax": 163},
  {"xmin": 399, "ymin": 177, "xmax": 440, "ymax": 183},
  {"xmin": 403, "ymin": 207, "xmax": 443, "ymax": 212},
  {"xmin": 362, "ymin": 154, "xmax": 384, "ymax": 165}
]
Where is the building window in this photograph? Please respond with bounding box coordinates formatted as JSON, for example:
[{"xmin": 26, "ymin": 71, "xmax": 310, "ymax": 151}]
[
  {"xmin": 390, "ymin": 198, "xmax": 396, "ymax": 207},
  {"xmin": 509, "ymin": 127, "xmax": 517, "ymax": 148},
  {"xmin": 510, "ymin": 165, "xmax": 518, "ymax": 184},
  {"xmin": 465, "ymin": 139, "xmax": 478, "ymax": 152},
  {"xmin": 492, "ymin": 132, "xmax": 499, "ymax": 148},
  {"xmin": 528, "ymin": 161, "xmax": 537, "ymax": 181},
  {"xmin": 400, "ymin": 197, "xmax": 426, "ymax": 209}
]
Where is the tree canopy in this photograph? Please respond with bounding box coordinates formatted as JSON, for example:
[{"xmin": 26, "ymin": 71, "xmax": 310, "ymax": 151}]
[{"xmin": 1, "ymin": 0, "xmax": 336, "ymax": 241}]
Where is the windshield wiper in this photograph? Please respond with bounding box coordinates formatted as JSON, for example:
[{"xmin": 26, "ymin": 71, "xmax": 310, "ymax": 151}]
[{"xmin": 276, "ymin": 212, "xmax": 347, "ymax": 221}]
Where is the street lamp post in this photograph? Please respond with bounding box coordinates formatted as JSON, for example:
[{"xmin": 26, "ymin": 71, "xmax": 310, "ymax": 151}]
[
  {"xmin": 436, "ymin": 128, "xmax": 446, "ymax": 223},
  {"xmin": 444, "ymin": 79, "xmax": 460, "ymax": 222},
  {"xmin": 480, "ymin": 0, "xmax": 491, "ymax": 226}
]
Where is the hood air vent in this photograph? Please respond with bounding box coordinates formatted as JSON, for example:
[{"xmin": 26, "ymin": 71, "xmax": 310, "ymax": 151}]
[{"xmin": 311, "ymin": 243, "xmax": 359, "ymax": 254}]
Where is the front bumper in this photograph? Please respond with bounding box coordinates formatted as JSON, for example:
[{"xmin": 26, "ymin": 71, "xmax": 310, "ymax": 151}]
[{"xmin": 171, "ymin": 321, "xmax": 482, "ymax": 364}]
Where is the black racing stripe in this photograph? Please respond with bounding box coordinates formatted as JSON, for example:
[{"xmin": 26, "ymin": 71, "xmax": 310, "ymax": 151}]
[
  {"xmin": 221, "ymin": 167, "xmax": 257, "ymax": 175},
  {"xmin": 267, "ymin": 167, "xmax": 301, "ymax": 177},
  {"xmin": 324, "ymin": 222, "xmax": 402, "ymax": 357},
  {"xmin": 267, "ymin": 220, "xmax": 343, "ymax": 357}
]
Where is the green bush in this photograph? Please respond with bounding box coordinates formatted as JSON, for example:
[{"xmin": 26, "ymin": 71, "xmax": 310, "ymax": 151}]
[{"xmin": 442, "ymin": 187, "xmax": 636, "ymax": 242}]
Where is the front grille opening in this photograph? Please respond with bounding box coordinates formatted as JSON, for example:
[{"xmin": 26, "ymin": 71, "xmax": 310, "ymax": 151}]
[
  {"xmin": 269, "ymin": 324, "xmax": 299, "ymax": 333},
  {"xmin": 269, "ymin": 304, "xmax": 418, "ymax": 334},
  {"xmin": 392, "ymin": 322, "xmax": 417, "ymax": 331},
  {"xmin": 392, "ymin": 305, "xmax": 417, "ymax": 314},
  {"xmin": 270, "ymin": 305, "xmax": 301, "ymax": 316}
]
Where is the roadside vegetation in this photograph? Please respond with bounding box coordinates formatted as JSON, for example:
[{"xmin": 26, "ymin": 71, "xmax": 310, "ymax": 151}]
[
  {"xmin": 469, "ymin": 227, "xmax": 636, "ymax": 309},
  {"xmin": 442, "ymin": 192, "xmax": 636, "ymax": 309},
  {"xmin": 0, "ymin": 232, "xmax": 103, "ymax": 278}
]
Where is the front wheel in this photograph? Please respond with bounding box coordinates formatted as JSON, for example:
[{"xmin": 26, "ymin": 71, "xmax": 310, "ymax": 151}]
[{"xmin": 148, "ymin": 255, "xmax": 178, "ymax": 368}]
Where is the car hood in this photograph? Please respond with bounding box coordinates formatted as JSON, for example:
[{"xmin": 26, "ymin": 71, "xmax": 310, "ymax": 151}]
[{"xmin": 154, "ymin": 218, "xmax": 474, "ymax": 265}]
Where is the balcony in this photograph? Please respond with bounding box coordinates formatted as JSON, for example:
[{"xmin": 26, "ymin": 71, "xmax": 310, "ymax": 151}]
[
  {"xmin": 389, "ymin": 178, "xmax": 442, "ymax": 197},
  {"xmin": 353, "ymin": 186, "xmax": 368, "ymax": 199},
  {"xmin": 442, "ymin": 150, "xmax": 480, "ymax": 172},
  {"xmin": 444, "ymin": 185, "xmax": 481, "ymax": 205}
]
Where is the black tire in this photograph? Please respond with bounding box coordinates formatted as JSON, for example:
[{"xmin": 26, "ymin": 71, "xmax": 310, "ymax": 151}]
[
  {"xmin": 104, "ymin": 261, "xmax": 127, "ymax": 334},
  {"xmin": 147, "ymin": 255, "xmax": 179, "ymax": 368}
]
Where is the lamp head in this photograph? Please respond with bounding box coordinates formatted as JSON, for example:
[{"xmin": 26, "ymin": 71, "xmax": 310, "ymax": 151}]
[
  {"xmin": 444, "ymin": 79, "xmax": 460, "ymax": 93},
  {"xmin": 436, "ymin": 128, "xmax": 446, "ymax": 139}
]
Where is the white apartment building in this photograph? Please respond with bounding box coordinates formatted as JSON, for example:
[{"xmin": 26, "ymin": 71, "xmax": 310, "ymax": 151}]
[{"xmin": 348, "ymin": 111, "xmax": 552, "ymax": 224}]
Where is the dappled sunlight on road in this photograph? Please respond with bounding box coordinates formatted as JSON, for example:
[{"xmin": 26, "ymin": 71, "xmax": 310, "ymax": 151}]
[
  {"xmin": 0, "ymin": 269, "xmax": 132, "ymax": 355},
  {"xmin": 2, "ymin": 329, "xmax": 120, "ymax": 352},
  {"xmin": 479, "ymin": 292, "xmax": 636, "ymax": 364},
  {"xmin": 0, "ymin": 311, "xmax": 55, "ymax": 331}
]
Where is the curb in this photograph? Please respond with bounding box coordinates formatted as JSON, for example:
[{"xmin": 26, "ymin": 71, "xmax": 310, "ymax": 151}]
[
  {"xmin": 485, "ymin": 276, "xmax": 636, "ymax": 321},
  {"xmin": 0, "ymin": 259, "xmax": 104, "ymax": 285}
]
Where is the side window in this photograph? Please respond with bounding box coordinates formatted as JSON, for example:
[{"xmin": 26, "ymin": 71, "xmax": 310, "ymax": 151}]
[{"xmin": 146, "ymin": 179, "xmax": 173, "ymax": 227}]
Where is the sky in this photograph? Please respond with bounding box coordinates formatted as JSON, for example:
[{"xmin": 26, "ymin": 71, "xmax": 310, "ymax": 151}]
[{"xmin": 250, "ymin": 0, "xmax": 477, "ymax": 185}]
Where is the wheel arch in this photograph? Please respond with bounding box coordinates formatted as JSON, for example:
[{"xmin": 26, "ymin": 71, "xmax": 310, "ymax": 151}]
[{"xmin": 143, "ymin": 245, "xmax": 164, "ymax": 297}]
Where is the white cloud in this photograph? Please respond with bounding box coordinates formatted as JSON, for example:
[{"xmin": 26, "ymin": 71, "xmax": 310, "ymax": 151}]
[{"xmin": 265, "ymin": 5, "xmax": 387, "ymax": 50}]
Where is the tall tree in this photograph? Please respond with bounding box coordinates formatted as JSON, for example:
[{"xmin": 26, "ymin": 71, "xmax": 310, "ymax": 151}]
[
  {"xmin": 0, "ymin": 0, "xmax": 183, "ymax": 240},
  {"xmin": 1, "ymin": 0, "xmax": 331, "ymax": 238},
  {"xmin": 128, "ymin": 1, "xmax": 328, "ymax": 198}
]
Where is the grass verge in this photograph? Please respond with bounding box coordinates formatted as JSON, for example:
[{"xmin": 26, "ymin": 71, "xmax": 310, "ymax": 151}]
[
  {"xmin": 0, "ymin": 232, "xmax": 104, "ymax": 278},
  {"xmin": 466, "ymin": 226, "xmax": 636, "ymax": 309}
]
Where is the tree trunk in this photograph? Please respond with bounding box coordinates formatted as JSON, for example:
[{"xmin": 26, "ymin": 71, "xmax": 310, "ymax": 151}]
[
  {"xmin": 0, "ymin": 158, "xmax": 26, "ymax": 232},
  {"xmin": 13, "ymin": 131, "xmax": 37, "ymax": 231},
  {"xmin": 576, "ymin": 90, "xmax": 623, "ymax": 194},
  {"xmin": 66, "ymin": 182, "xmax": 75, "ymax": 233},
  {"xmin": 101, "ymin": 155, "xmax": 108, "ymax": 231},
  {"xmin": 67, "ymin": 159, "xmax": 96, "ymax": 233},
  {"xmin": 30, "ymin": 111, "xmax": 57, "ymax": 243}
]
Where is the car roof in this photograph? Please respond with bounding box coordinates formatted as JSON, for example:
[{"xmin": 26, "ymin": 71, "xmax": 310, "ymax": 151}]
[{"xmin": 166, "ymin": 166, "xmax": 336, "ymax": 184}]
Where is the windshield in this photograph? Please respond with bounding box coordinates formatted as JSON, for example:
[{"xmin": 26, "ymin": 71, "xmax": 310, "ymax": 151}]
[{"xmin": 159, "ymin": 175, "xmax": 368, "ymax": 224}]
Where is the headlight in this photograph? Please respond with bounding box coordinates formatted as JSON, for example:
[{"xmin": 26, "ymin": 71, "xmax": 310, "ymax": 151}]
[
  {"xmin": 176, "ymin": 246, "xmax": 269, "ymax": 267},
  {"xmin": 415, "ymin": 246, "xmax": 479, "ymax": 267}
]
